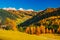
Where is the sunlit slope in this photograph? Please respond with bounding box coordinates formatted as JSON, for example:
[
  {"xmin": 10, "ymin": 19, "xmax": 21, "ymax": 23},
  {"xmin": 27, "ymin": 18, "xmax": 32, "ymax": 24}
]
[{"xmin": 0, "ymin": 30, "xmax": 60, "ymax": 40}]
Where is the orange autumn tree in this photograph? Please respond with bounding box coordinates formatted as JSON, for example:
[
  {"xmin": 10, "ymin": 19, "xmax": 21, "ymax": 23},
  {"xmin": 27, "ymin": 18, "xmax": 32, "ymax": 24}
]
[
  {"xmin": 25, "ymin": 27, "xmax": 30, "ymax": 34},
  {"xmin": 45, "ymin": 28, "xmax": 49, "ymax": 33},
  {"xmin": 36, "ymin": 26, "xmax": 40, "ymax": 35},
  {"xmin": 40, "ymin": 25, "xmax": 45, "ymax": 34},
  {"xmin": 30, "ymin": 26, "xmax": 36, "ymax": 34},
  {"xmin": 25, "ymin": 24, "xmax": 36, "ymax": 34},
  {"xmin": 52, "ymin": 29, "xmax": 55, "ymax": 33},
  {"xmin": 10, "ymin": 20, "xmax": 17, "ymax": 30},
  {"xmin": 49, "ymin": 29, "xmax": 52, "ymax": 33},
  {"xmin": 5, "ymin": 18, "xmax": 17, "ymax": 31},
  {"xmin": 57, "ymin": 26, "xmax": 60, "ymax": 33}
]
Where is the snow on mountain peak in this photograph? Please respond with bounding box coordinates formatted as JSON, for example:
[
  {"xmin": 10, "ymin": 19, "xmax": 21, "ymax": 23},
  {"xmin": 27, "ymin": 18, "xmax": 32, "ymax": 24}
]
[
  {"xmin": 3, "ymin": 7, "xmax": 16, "ymax": 10},
  {"xmin": 2, "ymin": 7, "xmax": 34, "ymax": 11},
  {"xmin": 18, "ymin": 8, "xmax": 25, "ymax": 11}
]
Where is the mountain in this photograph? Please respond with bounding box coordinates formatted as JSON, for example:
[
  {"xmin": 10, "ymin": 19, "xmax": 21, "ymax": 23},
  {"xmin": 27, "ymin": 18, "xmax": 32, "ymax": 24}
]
[
  {"xmin": 0, "ymin": 8, "xmax": 38, "ymax": 25},
  {"xmin": 0, "ymin": 9, "xmax": 38, "ymax": 30},
  {"xmin": 18, "ymin": 7, "xmax": 60, "ymax": 27},
  {"xmin": 0, "ymin": 7, "xmax": 60, "ymax": 32}
]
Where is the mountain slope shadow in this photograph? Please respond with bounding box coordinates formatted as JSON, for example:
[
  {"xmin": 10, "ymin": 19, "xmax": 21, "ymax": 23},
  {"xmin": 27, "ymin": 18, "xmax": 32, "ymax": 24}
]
[
  {"xmin": 0, "ymin": 9, "xmax": 19, "ymax": 24},
  {"xmin": 18, "ymin": 8, "xmax": 60, "ymax": 27}
]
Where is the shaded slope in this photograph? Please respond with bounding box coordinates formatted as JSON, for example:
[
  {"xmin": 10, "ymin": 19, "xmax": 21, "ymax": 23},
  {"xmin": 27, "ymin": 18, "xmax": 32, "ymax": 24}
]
[
  {"xmin": 0, "ymin": 9, "xmax": 19, "ymax": 24},
  {"xmin": 18, "ymin": 8, "xmax": 60, "ymax": 27}
]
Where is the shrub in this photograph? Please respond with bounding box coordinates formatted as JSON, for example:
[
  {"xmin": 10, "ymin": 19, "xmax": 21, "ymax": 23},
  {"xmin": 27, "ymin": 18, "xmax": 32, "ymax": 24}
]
[
  {"xmin": 5, "ymin": 26, "xmax": 12, "ymax": 30},
  {"xmin": 18, "ymin": 27, "xmax": 24, "ymax": 32}
]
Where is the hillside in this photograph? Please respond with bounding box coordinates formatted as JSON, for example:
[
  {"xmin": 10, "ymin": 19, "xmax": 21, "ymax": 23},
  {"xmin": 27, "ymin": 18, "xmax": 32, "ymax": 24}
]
[
  {"xmin": 18, "ymin": 8, "xmax": 60, "ymax": 27},
  {"xmin": 18, "ymin": 8, "xmax": 60, "ymax": 34},
  {"xmin": 0, "ymin": 9, "xmax": 18, "ymax": 24},
  {"xmin": 0, "ymin": 7, "xmax": 60, "ymax": 34}
]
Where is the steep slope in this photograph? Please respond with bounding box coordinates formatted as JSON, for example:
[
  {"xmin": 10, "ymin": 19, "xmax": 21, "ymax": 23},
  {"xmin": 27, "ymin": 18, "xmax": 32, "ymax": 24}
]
[
  {"xmin": 7, "ymin": 10, "xmax": 37, "ymax": 25},
  {"xmin": 8, "ymin": 10, "xmax": 37, "ymax": 18},
  {"xmin": 18, "ymin": 8, "xmax": 60, "ymax": 27},
  {"xmin": 0, "ymin": 9, "xmax": 18, "ymax": 24}
]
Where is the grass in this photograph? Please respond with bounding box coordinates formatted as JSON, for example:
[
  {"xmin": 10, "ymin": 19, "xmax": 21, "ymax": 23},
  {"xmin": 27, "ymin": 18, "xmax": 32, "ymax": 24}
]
[{"xmin": 0, "ymin": 30, "xmax": 60, "ymax": 40}]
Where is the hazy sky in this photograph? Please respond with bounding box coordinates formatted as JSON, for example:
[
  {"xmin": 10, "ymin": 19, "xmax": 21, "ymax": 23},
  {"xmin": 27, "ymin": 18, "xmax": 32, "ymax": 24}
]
[{"xmin": 0, "ymin": 0, "xmax": 60, "ymax": 10}]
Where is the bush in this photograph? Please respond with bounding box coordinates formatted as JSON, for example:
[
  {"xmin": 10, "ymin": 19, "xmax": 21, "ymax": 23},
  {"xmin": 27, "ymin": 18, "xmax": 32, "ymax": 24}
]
[
  {"xmin": 18, "ymin": 27, "xmax": 24, "ymax": 32},
  {"xmin": 5, "ymin": 26, "xmax": 12, "ymax": 30}
]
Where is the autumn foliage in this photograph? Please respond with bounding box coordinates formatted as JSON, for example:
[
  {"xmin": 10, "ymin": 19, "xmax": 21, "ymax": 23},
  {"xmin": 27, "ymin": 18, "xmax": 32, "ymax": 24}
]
[
  {"xmin": 5, "ymin": 18, "xmax": 17, "ymax": 30},
  {"xmin": 25, "ymin": 24, "xmax": 60, "ymax": 35}
]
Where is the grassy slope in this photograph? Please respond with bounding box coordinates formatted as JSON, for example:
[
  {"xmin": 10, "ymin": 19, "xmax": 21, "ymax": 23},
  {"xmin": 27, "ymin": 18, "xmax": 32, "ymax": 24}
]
[{"xmin": 0, "ymin": 30, "xmax": 60, "ymax": 40}]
